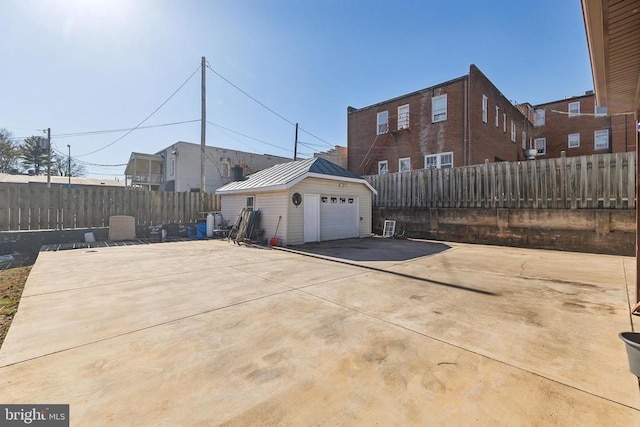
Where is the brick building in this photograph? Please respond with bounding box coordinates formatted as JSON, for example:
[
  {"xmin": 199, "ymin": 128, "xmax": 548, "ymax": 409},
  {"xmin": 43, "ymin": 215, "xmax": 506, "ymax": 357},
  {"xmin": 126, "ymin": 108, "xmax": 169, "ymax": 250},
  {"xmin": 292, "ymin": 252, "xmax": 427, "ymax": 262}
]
[
  {"xmin": 347, "ymin": 64, "xmax": 530, "ymax": 176},
  {"xmin": 527, "ymin": 92, "xmax": 636, "ymax": 159}
]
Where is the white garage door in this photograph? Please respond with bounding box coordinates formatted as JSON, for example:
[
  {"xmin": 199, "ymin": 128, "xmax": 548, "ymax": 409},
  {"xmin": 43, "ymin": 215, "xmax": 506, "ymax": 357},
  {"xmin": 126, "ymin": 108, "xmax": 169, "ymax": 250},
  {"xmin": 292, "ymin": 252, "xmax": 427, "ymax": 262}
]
[{"xmin": 320, "ymin": 195, "xmax": 358, "ymax": 241}]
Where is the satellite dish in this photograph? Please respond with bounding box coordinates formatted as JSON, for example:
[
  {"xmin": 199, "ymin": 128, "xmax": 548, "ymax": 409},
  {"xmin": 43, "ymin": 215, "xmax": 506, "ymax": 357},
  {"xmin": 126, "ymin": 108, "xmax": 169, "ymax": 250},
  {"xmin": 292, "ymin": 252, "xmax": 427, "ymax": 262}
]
[{"xmin": 292, "ymin": 192, "xmax": 302, "ymax": 206}]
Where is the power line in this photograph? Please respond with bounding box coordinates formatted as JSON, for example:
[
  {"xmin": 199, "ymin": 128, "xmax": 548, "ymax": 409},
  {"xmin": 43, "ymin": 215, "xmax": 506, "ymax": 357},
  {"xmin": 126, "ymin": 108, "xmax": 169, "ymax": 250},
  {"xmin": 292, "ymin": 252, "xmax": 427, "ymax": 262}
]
[
  {"xmin": 205, "ymin": 61, "xmax": 335, "ymax": 150},
  {"xmin": 206, "ymin": 120, "xmax": 290, "ymax": 154},
  {"xmin": 52, "ymin": 120, "xmax": 200, "ymax": 138},
  {"xmin": 6, "ymin": 119, "xmax": 200, "ymax": 141},
  {"xmin": 75, "ymin": 64, "xmax": 201, "ymax": 158},
  {"xmin": 51, "ymin": 144, "xmax": 126, "ymax": 167},
  {"xmin": 205, "ymin": 62, "xmax": 295, "ymax": 127}
]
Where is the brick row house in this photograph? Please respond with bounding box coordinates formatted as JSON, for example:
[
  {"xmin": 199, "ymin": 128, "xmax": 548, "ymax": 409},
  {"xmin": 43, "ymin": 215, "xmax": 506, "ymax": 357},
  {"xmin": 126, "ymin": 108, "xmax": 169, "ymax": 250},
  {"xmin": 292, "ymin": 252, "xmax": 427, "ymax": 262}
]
[
  {"xmin": 347, "ymin": 65, "xmax": 530, "ymax": 176},
  {"xmin": 347, "ymin": 64, "xmax": 637, "ymax": 176},
  {"xmin": 525, "ymin": 92, "xmax": 636, "ymax": 159}
]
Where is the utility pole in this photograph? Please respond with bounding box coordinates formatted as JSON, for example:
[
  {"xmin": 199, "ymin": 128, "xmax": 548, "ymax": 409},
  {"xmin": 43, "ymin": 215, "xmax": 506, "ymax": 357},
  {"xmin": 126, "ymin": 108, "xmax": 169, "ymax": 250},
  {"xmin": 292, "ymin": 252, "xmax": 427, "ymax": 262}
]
[
  {"xmin": 67, "ymin": 145, "xmax": 71, "ymax": 187},
  {"xmin": 200, "ymin": 56, "xmax": 206, "ymax": 194},
  {"xmin": 46, "ymin": 128, "xmax": 51, "ymax": 188},
  {"xmin": 294, "ymin": 123, "xmax": 298, "ymax": 161}
]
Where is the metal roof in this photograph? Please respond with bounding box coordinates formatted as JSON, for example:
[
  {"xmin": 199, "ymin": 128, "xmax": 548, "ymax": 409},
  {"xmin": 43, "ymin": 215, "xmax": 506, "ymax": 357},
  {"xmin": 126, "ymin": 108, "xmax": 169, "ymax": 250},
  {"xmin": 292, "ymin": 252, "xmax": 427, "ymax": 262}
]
[{"xmin": 216, "ymin": 157, "xmax": 375, "ymax": 194}]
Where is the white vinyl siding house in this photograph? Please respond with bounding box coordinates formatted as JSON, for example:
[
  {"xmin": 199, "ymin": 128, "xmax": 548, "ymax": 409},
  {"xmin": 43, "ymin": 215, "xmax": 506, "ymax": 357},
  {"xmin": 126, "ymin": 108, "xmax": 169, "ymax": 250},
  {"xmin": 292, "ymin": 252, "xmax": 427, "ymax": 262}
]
[
  {"xmin": 217, "ymin": 158, "xmax": 375, "ymax": 246},
  {"xmin": 286, "ymin": 177, "xmax": 371, "ymax": 245}
]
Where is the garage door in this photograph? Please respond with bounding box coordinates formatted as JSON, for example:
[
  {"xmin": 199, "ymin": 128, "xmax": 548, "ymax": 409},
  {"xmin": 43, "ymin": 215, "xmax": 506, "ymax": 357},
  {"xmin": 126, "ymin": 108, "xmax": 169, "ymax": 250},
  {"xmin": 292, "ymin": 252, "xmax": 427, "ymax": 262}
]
[{"xmin": 319, "ymin": 195, "xmax": 358, "ymax": 241}]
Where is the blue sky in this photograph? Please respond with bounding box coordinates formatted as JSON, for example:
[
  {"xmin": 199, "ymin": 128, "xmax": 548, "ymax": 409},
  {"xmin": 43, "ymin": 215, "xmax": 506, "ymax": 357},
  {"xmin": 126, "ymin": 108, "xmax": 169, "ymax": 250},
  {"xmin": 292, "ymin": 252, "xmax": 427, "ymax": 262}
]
[{"xmin": 0, "ymin": 0, "xmax": 593, "ymax": 178}]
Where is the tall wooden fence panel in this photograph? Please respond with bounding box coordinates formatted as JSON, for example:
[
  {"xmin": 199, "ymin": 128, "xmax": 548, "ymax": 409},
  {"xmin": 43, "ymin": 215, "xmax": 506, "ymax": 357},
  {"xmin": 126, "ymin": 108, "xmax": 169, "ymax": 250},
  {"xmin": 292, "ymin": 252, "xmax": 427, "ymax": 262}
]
[
  {"xmin": 0, "ymin": 185, "xmax": 221, "ymax": 231},
  {"xmin": 365, "ymin": 152, "xmax": 636, "ymax": 209}
]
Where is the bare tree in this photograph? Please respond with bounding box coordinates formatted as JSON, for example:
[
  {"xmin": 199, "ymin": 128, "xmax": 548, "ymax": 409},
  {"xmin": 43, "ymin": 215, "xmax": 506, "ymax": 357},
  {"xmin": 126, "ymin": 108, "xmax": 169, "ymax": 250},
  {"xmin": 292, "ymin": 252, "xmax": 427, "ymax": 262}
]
[{"xmin": 52, "ymin": 152, "xmax": 86, "ymax": 177}]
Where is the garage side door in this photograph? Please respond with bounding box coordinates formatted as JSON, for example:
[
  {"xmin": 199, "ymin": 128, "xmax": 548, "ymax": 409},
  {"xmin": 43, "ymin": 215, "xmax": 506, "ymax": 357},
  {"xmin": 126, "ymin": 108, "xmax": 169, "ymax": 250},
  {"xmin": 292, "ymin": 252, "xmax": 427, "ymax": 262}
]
[{"xmin": 320, "ymin": 196, "xmax": 358, "ymax": 241}]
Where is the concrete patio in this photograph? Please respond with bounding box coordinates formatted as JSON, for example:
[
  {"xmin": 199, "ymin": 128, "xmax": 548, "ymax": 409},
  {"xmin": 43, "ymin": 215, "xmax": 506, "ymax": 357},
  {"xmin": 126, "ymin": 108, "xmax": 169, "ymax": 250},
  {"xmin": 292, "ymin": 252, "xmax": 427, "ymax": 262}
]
[{"xmin": 0, "ymin": 238, "xmax": 638, "ymax": 425}]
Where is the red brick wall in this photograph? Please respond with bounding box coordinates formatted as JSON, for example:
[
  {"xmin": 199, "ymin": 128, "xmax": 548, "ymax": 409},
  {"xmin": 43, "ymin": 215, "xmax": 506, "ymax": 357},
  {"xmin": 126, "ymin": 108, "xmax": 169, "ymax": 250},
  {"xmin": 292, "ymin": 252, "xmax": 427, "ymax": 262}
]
[
  {"xmin": 468, "ymin": 65, "xmax": 528, "ymax": 164},
  {"xmin": 611, "ymin": 112, "xmax": 637, "ymax": 153},
  {"xmin": 347, "ymin": 65, "xmax": 532, "ymax": 176},
  {"xmin": 530, "ymin": 94, "xmax": 632, "ymax": 159},
  {"xmin": 347, "ymin": 77, "xmax": 467, "ymax": 176}
]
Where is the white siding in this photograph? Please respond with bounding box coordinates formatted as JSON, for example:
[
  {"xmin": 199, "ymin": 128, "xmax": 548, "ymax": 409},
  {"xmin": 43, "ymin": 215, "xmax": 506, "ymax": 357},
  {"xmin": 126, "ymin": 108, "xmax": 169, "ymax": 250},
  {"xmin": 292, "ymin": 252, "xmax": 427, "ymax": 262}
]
[
  {"xmin": 254, "ymin": 191, "xmax": 288, "ymax": 244},
  {"xmin": 221, "ymin": 191, "xmax": 288, "ymax": 243},
  {"xmin": 221, "ymin": 177, "xmax": 373, "ymax": 246},
  {"xmin": 287, "ymin": 177, "xmax": 372, "ymax": 245},
  {"xmin": 220, "ymin": 194, "xmax": 246, "ymax": 227}
]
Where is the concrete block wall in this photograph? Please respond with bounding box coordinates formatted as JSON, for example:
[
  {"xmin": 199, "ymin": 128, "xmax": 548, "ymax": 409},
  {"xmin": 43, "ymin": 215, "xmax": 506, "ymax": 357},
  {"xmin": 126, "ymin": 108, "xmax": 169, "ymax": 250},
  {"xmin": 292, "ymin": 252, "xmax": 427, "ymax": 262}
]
[{"xmin": 373, "ymin": 207, "xmax": 635, "ymax": 256}]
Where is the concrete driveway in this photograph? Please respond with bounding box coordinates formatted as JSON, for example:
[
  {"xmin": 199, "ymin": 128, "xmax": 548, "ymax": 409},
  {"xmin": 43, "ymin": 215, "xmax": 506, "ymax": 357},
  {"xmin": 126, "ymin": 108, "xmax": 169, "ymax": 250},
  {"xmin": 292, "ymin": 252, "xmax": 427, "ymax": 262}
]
[{"xmin": 0, "ymin": 238, "xmax": 638, "ymax": 425}]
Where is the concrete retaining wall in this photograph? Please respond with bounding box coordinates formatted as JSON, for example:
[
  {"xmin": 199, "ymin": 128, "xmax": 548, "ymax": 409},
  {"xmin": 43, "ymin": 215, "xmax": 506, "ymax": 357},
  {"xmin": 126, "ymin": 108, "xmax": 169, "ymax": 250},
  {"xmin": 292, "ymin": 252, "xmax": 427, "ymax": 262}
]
[{"xmin": 373, "ymin": 207, "xmax": 635, "ymax": 256}]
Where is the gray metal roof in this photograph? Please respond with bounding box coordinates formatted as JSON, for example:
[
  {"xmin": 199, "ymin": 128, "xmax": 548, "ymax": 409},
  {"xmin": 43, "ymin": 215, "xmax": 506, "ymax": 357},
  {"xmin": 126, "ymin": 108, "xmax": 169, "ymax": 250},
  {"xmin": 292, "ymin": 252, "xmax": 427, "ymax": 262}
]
[{"xmin": 216, "ymin": 157, "xmax": 366, "ymax": 193}]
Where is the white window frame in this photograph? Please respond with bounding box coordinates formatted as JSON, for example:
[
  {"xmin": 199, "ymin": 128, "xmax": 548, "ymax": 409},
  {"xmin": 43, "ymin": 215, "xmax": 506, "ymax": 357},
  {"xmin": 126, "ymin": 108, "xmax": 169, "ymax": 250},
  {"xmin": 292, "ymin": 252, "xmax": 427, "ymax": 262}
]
[
  {"xmin": 595, "ymin": 104, "xmax": 607, "ymax": 117},
  {"xmin": 432, "ymin": 94, "xmax": 447, "ymax": 123},
  {"xmin": 503, "ymin": 113, "xmax": 507, "ymax": 133},
  {"xmin": 376, "ymin": 111, "xmax": 388, "ymax": 135},
  {"xmin": 534, "ymin": 137, "xmax": 546, "ymax": 155},
  {"xmin": 482, "ymin": 95, "xmax": 488, "ymax": 123},
  {"xmin": 495, "ymin": 106, "xmax": 499, "ymax": 127},
  {"xmin": 534, "ymin": 108, "xmax": 545, "ymax": 126},
  {"xmin": 510, "ymin": 121, "xmax": 516, "ymax": 142},
  {"xmin": 245, "ymin": 196, "xmax": 255, "ymax": 211},
  {"xmin": 440, "ymin": 152, "xmax": 453, "ymax": 168},
  {"xmin": 594, "ymin": 129, "xmax": 609, "ymax": 150},
  {"xmin": 424, "ymin": 152, "xmax": 454, "ymax": 169},
  {"xmin": 378, "ymin": 160, "xmax": 388, "ymax": 175},
  {"xmin": 568, "ymin": 101, "xmax": 580, "ymax": 117},
  {"xmin": 568, "ymin": 133, "xmax": 580, "ymax": 149},
  {"xmin": 399, "ymin": 157, "xmax": 411, "ymax": 173},
  {"xmin": 397, "ymin": 104, "xmax": 410, "ymax": 130}
]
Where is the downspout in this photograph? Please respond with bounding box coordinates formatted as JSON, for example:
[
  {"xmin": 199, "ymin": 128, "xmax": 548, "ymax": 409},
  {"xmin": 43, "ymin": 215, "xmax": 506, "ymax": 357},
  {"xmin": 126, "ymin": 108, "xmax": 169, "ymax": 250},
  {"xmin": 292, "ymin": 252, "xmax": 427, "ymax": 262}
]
[{"xmin": 463, "ymin": 78, "xmax": 469, "ymax": 166}]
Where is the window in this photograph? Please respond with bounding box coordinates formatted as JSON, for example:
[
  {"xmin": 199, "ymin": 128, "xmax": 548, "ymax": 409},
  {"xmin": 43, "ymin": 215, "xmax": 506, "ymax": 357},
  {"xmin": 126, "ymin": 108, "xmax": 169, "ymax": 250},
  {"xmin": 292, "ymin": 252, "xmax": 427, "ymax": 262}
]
[
  {"xmin": 522, "ymin": 130, "xmax": 527, "ymax": 150},
  {"xmin": 595, "ymin": 104, "xmax": 607, "ymax": 116},
  {"xmin": 482, "ymin": 95, "xmax": 488, "ymax": 123},
  {"xmin": 495, "ymin": 106, "xmax": 499, "ymax": 127},
  {"xmin": 170, "ymin": 157, "xmax": 175, "ymax": 177},
  {"xmin": 399, "ymin": 157, "xmax": 411, "ymax": 173},
  {"xmin": 397, "ymin": 104, "xmax": 410, "ymax": 130},
  {"xmin": 425, "ymin": 155, "xmax": 437, "ymax": 169},
  {"xmin": 503, "ymin": 113, "xmax": 507, "ymax": 133},
  {"xmin": 221, "ymin": 161, "xmax": 230, "ymax": 177},
  {"xmin": 440, "ymin": 152, "xmax": 453, "ymax": 168},
  {"xmin": 432, "ymin": 94, "xmax": 447, "ymax": 122},
  {"xmin": 245, "ymin": 196, "xmax": 254, "ymax": 211},
  {"xmin": 568, "ymin": 133, "xmax": 580, "ymax": 148},
  {"xmin": 376, "ymin": 111, "xmax": 388, "ymax": 134},
  {"xmin": 568, "ymin": 101, "xmax": 580, "ymax": 117},
  {"xmin": 510, "ymin": 121, "xmax": 516, "ymax": 142},
  {"xmin": 378, "ymin": 160, "xmax": 388, "ymax": 175},
  {"xmin": 424, "ymin": 152, "xmax": 454, "ymax": 169},
  {"xmin": 594, "ymin": 129, "xmax": 609, "ymax": 150},
  {"xmin": 534, "ymin": 137, "xmax": 546, "ymax": 155},
  {"xmin": 534, "ymin": 109, "xmax": 545, "ymax": 126}
]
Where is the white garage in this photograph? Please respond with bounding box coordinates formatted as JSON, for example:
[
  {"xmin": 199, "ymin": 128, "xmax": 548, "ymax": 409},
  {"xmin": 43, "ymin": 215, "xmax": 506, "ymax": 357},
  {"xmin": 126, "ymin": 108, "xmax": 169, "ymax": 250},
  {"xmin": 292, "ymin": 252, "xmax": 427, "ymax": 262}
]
[
  {"xmin": 216, "ymin": 158, "xmax": 376, "ymax": 246},
  {"xmin": 319, "ymin": 195, "xmax": 359, "ymax": 241}
]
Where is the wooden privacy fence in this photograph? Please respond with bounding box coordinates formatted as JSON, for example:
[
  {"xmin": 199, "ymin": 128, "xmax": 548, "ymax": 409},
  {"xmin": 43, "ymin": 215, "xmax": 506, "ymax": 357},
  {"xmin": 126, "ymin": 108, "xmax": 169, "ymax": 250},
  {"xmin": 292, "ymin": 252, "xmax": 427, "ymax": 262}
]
[
  {"xmin": 0, "ymin": 185, "xmax": 221, "ymax": 231},
  {"xmin": 365, "ymin": 152, "xmax": 636, "ymax": 209}
]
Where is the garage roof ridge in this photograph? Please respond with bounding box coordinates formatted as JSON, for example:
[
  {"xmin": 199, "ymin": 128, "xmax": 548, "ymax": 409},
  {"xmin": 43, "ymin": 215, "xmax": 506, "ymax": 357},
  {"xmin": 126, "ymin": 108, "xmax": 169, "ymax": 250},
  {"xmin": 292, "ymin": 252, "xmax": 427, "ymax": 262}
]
[{"xmin": 215, "ymin": 157, "xmax": 375, "ymax": 195}]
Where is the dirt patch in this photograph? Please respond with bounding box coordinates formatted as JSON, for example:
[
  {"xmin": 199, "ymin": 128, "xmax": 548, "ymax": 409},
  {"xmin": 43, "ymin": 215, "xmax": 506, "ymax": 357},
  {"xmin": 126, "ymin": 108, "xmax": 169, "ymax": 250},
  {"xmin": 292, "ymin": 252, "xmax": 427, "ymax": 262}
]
[{"xmin": 0, "ymin": 266, "xmax": 31, "ymax": 349}]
